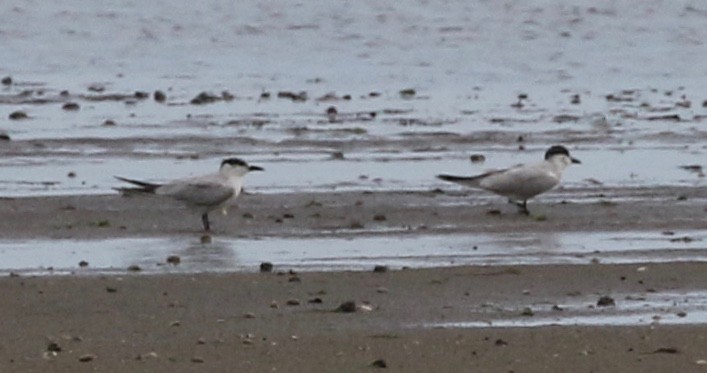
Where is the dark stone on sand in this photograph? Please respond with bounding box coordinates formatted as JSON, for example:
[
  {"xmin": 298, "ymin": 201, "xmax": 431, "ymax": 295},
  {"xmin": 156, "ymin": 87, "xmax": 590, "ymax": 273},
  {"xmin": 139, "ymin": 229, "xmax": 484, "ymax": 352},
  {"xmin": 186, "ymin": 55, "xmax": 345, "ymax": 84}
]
[
  {"xmin": 373, "ymin": 214, "xmax": 387, "ymax": 221},
  {"xmin": 373, "ymin": 265, "xmax": 388, "ymax": 273},
  {"xmin": 106, "ymin": 286, "xmax": 117, "ymax": 293},
  {"xmin": 9, "ymin": 111, "xmax": 28, "ymax": 120},
  {"xmin": 277, "ymin": 91, "xmax": 307, "ymax": 102},
  {"xmin": 134, "ymin": 91, "xmax": 149, "ymax": 99},
  {"xmin": 62, "ymin": 102, "xmax": 80, "ymax": 111},
  {"xmin": 153, "ymin": 90, "xmax": 166, "ymax": 102},
  {"xmin": 78, "ymin": 260, "xmax": 88, "ymax": 267},
  {"xmin": 286, "ymin": 299, "xmax": 301, "ymax": 306},
  {"xmin": 570, "ymin": 94, "xmax": 581, "ymax": 104},
  {"xmin": 308, "ymin": 297, "xmax": 323, "ymax": 304},
  {"xmin": 166, "ymin": 255, "xmax": 181, "ymax": 265},
  {"xmin": 335, "ymin": 301, "xmax": 357, "ymax": 313},
  {"xmin": 190, "ymin": 91, "xmax": 221, "ymax": 105},
  {"xmin": 470, "ymin": 154, "xmax": 486, "ymax": 163},
  {"xmin": 597, "ymin": 295, "xmax": 615, "ymax": 307},
  {"xmin": 1, "ymin": 76, "xmax": 12, "ymax": 85},
  {"xmin": 102, "ymin": 119, "xmax": 117, "ymax": 126},
  {"xmin": 259, "ymin": 262, "xmax": 274, "ymax": 272},
  {"xmin": 260, "ymin": 92, "xmax": 271, "ymax": 99},
  {"xmin": 47, "ymin": 342, "xmax": 62, "ymax": 352},
  {"xmin": 371, "ymin": 359, "xmax": 387, "ymax": 368},
  {"xmin": 127, "ymin": 265, "xmax": 142, "ymax": 272},
  {"xmin": 221, "ymin": 91, "xmax": 235, "ymax": 101},
  {"xmin": 0, "ymin": 132, "xmax": 10, "ymax": 141},
  {"xmin": 399, "ymin": 88, "xmax": 416, "ymax": 97},
  {"xmin": 87, "ymin": 84, "xmax": 105, "ymax": 92},
  {"xmin": 78, "ymin": 354, "xmax": 96, "ymax": 362}
]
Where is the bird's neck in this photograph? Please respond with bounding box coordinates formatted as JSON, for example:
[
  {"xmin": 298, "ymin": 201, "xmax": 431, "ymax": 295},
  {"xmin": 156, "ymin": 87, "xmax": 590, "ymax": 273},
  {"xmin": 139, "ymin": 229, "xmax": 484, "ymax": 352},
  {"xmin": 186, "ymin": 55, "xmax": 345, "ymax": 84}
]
[{"xmin": 548, "ymin": 157, "xmax": 571, "ymax": 174}]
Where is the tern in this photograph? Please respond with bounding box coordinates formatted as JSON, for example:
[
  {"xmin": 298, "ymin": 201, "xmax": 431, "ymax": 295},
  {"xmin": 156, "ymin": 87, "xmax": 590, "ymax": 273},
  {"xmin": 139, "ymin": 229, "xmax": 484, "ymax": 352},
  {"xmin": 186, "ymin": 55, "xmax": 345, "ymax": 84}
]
[
  {"xmin": 115, "ymin": 158, "xmax": 264, "ymax": 231},
  {"xmin": 437, "ymin": 145, "xmax": 580, "ymax": 214}
]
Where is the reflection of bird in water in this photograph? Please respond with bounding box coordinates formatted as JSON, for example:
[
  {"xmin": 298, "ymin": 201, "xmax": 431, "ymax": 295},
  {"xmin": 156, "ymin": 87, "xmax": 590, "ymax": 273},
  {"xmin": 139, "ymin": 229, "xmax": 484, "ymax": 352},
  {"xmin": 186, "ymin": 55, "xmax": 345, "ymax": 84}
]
[
  {"xmin": 438, "ymin": 145, "xmax": 580, "ymax": 215},
  {"xmin": 115, "ymin": 158, "xmax": 263, "ymax": 231}
]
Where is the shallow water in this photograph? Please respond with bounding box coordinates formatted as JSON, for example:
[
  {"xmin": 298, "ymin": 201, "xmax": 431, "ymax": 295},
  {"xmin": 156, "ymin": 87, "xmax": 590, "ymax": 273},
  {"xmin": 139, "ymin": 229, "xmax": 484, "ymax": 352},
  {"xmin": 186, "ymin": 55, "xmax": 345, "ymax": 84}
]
[
  {"xmin": 1, "ymin": 0, "xmax": 705, "ymax": 198},
  {"xmin": 0, "ymin": 230, "xmax": 704, "ymax": 276},
  {"xmin": 428, "ymin": 291, "xmax": 707, "ymax": 328}
]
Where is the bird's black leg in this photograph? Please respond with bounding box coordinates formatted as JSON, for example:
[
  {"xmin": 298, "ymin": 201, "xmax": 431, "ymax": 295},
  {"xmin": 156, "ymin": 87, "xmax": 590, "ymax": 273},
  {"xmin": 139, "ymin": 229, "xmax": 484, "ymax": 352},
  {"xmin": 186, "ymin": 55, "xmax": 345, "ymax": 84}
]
[
  {"xmin": 201, "ymin": 213, "xmax": 211, "ymax": 231},
  {"xmin": 515, "ymin": 200, "xmax": 530, "ymax": 215}
]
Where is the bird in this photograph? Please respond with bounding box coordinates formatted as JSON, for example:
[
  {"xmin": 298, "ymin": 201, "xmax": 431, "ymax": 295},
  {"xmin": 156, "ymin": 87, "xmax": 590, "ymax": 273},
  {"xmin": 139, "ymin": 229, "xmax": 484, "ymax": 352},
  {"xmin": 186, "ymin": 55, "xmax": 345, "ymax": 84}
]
[
  {"xmin": 115, "ymin": 158, "xmax": 264, "ymax": 231},
  {"xmin": 437, "ymin": 145, "xmax": 580, "ymax": 215}
]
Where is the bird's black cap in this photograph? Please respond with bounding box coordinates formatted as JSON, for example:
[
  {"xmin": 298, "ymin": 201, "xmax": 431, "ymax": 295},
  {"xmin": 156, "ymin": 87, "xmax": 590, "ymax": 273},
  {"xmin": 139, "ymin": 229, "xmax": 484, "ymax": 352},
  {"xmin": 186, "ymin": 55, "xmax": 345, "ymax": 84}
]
[
  {"xmin": 545, "ymin": 145, "xmax": 581, "ymax": 163},
  {"xmin": 221, "ymin": 157, "xmax": 264, "ymax": 171},
  {"xmin": 221, "ymin": 158, "xmax": 249, "ymax": 168}
]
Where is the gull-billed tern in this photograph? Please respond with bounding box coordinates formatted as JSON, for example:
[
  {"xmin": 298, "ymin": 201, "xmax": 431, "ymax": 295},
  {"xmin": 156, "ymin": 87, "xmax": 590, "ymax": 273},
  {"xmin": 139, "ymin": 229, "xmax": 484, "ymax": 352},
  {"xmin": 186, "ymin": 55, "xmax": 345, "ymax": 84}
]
[
  {"xmin": 115, "ymin": 158, "xmax": 264, "ymax": 231},
  {"xmin": 437, "ymin": 145, "xmax": 580, "ymax": 214}
]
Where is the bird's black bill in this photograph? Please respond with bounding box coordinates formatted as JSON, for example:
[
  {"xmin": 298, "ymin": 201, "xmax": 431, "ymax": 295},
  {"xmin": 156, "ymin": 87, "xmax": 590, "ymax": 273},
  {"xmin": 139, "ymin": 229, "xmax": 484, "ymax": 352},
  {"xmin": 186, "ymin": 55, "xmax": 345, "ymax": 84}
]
[
  {"xmin": 571, "ymin": 157, "xmax": 581, "ymax": 164},
  {"xmin": 249, "ymin": 165, "xmax": 264, "ymax": 171}
]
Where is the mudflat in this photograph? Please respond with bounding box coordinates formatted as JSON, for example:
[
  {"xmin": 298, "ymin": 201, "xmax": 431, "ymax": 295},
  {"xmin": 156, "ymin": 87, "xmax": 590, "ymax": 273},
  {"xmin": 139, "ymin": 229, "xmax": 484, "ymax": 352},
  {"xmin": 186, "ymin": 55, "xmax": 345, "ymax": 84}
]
[
  {"xmin": 1, "ymin": 188, "xmax": 707, "ymax": 372},
  {"xmin": 2, "ymin": 263, "xmax": 707, "ymax": 372}
]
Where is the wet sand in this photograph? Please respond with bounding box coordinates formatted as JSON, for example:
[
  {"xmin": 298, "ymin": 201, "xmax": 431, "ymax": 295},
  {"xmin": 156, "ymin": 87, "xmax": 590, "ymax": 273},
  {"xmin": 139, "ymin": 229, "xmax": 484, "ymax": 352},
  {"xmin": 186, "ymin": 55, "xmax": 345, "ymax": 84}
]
[
  {"xmin": 1, "ymin": 188, "xmax": 707, "ymax": 371},
  {"xmin": 3, "ymin": 263, "xmax": 707, "ymax": 372},
  {"xmin": 1, "ymin": 186, "xmax": 705, "ymax": 239}
]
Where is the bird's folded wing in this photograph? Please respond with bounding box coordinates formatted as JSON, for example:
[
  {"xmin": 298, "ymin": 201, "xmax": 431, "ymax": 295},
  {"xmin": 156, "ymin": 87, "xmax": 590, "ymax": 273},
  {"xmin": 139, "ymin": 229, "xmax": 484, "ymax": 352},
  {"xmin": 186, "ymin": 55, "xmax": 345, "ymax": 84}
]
[
  {"xmin": 480, "ymin": 166, "xmax": 558, "ymax": 195},
  {"xmin": 157, "ymin": 182, "xmax": 235, "ymax": 206}
]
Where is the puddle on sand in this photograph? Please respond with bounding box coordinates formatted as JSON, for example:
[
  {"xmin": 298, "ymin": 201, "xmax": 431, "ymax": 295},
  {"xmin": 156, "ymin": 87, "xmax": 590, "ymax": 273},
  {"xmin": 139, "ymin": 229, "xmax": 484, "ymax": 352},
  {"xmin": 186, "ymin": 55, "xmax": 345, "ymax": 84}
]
[
  {"xmin": 428, "ymin": 291, "xmax": 707, "ymax": 328},
  {"xmin": 0, "ymin": 230, "xmax": 704, "ymax": 276}
]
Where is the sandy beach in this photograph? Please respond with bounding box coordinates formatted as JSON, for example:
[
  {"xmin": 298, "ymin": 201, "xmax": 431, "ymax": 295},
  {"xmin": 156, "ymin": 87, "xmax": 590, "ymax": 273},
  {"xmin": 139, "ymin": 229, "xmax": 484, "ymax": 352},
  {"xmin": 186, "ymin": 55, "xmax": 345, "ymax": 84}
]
[
  {"xmin": 1, "ymin": 0, "xmax": 706, "ymax": 371},
  {"xmin": 3, "ymin": 261, "xmax": 707, "ymax": 372},
  {"xmin": 1, "ymin": 188, "xmax": 706, "ymax": 372}
]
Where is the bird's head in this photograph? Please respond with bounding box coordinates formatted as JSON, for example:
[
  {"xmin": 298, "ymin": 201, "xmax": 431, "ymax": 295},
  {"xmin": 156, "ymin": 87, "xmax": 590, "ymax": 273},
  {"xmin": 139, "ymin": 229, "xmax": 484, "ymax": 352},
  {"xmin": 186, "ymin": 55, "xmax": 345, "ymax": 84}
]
[
  {"xmin": 544, "ymin": 145, "xmax": 581, "ymax": 168},
  {"xmin": 220, "ymin": 158, "xmax": 264, "ymax": 177}
]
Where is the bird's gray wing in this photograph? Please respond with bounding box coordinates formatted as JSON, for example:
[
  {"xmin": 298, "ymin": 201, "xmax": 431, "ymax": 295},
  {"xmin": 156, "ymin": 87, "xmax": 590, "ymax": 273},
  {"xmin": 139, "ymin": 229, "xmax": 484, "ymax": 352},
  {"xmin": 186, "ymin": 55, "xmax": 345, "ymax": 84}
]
[
  {"xmin": 156, "ymin": 181, "xmax": 235, "ymax": 207},
  {"xmin": 479, "ymin": 165, "xmax": 559, "ymax": 199}
]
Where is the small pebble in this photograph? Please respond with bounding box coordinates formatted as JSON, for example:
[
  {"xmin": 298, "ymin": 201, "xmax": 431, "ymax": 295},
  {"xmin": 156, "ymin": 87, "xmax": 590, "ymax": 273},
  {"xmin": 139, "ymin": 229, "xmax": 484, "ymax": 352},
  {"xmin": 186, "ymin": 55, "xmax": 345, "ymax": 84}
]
[
  {"xmin": 597, "ymin": 295, "xmax": 615, "ymax": 307},
  {"xmin": 166, "ymin": 255, "xmax": 181, "ymax": 265},
  {"xmin": 9, "ymin": 111, "xmax": 28, "ymax": 120},
  {"xmin": 470, "ymin": 154, "xmax": 486, "ymax": 163},
  {"xmin": 399, "ymin": 88, "xmax": 416, "ymax": 97},
  {"xmin": 373, "ymin": 265, "xmax": 388, "ymax": 273},
  {"xmin": 373, "ymin": 214, "xmax": 387, "ymax": 221},
  {"xmin": 191, "ymin": 357, "xmax": 205, "ymax": 363},
  {"xmin": 326, "ymin": 106, "xmax": 338, "ymax": 122},
  {"xmin": 1, "ymin": 76, "xmax": 12, "ymax": 85},
  {"xmin": 371, "ymin": 359, "xmax": 387, "ymax": 368},
  {"xmin": 78, "ymin": 260, "xmax": 89, "ymax": 267},
  {"xmin": 134, "ymin": 91, "xmax": 149, "ymax": 99},
  {"xmin": 47, "ymin": 342, "xmax": 62, "ymax": 353},
  {"xmin": 260, "ymin": 262, "xmax": 274, "ymax": 272},
  {"xmin": 78, "ymin": 354, "xmax": 96, "ymax": 362},
  {"xmin": 127, "ymin": 265, "xmax": 141, "ymax": 272},
  {"xmin": 62, "ymin": 102, "xmax": 80, "ymax": 111},
  {"xmin": 335, "ymin": 301, "xmax": 357, "ymax": 313},
  {"xmin": 286, "ymin": 299, "xmax": 301, "ymax": 306},
  {"xmin": 102, "ymin": 119, "xmax": 117, "ymax": 126},
  {"xmin": 153, "ymin": 90, "xmax": 166, "ymax": 102}
]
